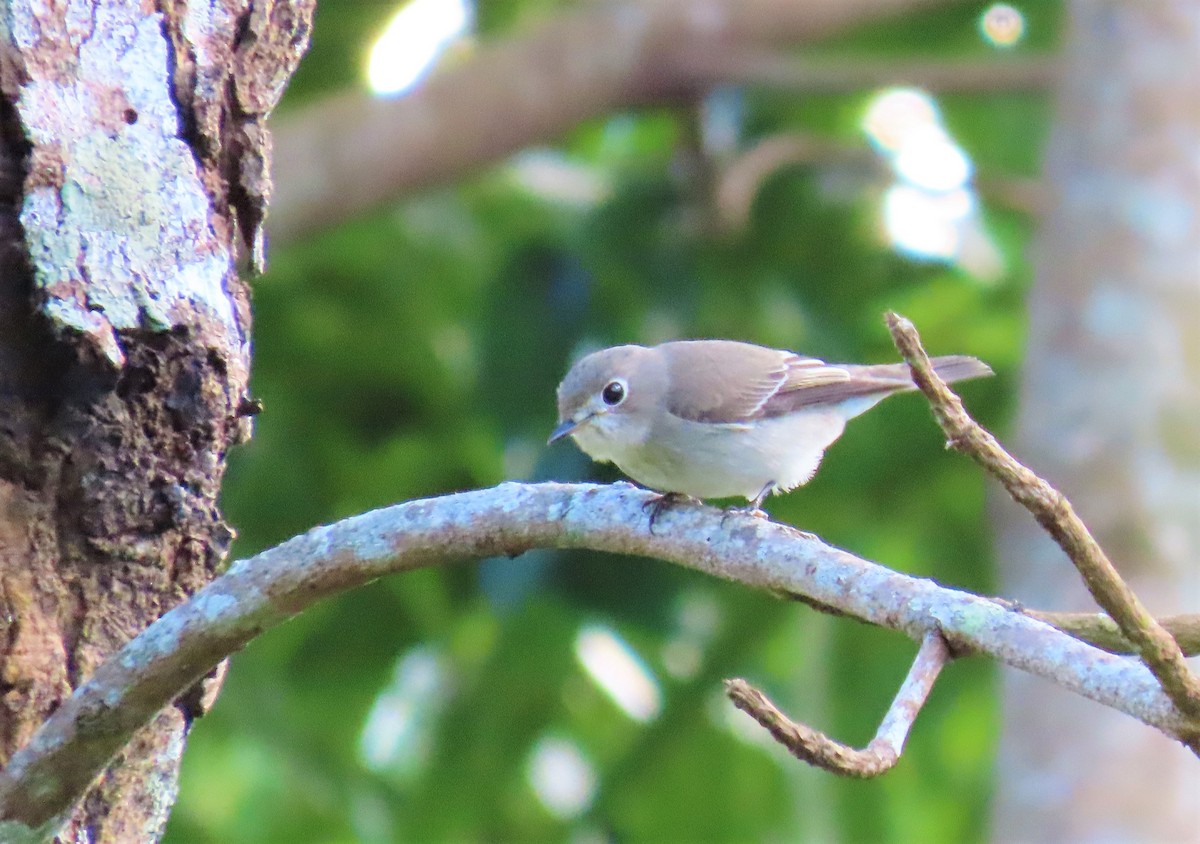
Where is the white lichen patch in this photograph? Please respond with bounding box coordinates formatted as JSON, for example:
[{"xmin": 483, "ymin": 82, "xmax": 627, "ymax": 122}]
[
  {"xmin": 183, "ymin": 2, "xmax": 241, "ymax": 104},
  {"xmin": 12, "ymin": 6, "xmax": 236, "ymax": 366},
  {"xmin": 121, "ymin": 610, "xmax": 187, "ymax": 667},
  {"xmin": 191, "ymin": 590, "xmax": 237, "ymax": 622},
  {"xmin": 343, "ymin": 515, "xmax": 404, "ymax": 562}
]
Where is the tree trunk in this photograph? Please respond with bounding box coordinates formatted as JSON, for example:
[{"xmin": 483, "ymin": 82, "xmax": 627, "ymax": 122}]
[
  {"xmin": 992, "ymin": 1, "xmax": 1200, "ymax": 839},
  {"xmin": 0, "ymin": 1, "xmax": 311, "ymax": 839}
]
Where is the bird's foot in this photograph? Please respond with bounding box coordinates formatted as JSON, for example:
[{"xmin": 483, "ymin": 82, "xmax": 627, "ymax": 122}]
[
  {"xmin": 642, "ymin": 492, "xmax": 695, "ymax": 533},
  {"xmin": 719, "ymin": 481, "xmax": 776, "ymax": 526},
  {"xmin": 720, "ymin": 503, "xmax": 770, "ymax": 527}
]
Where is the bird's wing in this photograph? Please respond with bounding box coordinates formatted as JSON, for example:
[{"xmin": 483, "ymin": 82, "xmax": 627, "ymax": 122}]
[
  {"xmin": 661, "ymin": 340, "xmax": 851, "ymax": 423},
  {"xmin": 762, "ymin": 361, "xmax": 924, "ymax": 414}
]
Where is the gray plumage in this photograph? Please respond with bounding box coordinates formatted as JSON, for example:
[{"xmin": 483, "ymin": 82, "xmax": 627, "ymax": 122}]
[{"xmin": 551, "ymin": 339, "xmax": 991, "ymax": 507}]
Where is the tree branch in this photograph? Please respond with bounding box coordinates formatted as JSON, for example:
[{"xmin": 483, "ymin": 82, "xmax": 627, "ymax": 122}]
[
  {"xmin": 686, "ymin": 53, "xmax": 1058, "ymax": 94},
  {"xmin": 726, "ymin": 630, "xmax": 950, "ymax": 776},
  {"xmin": 1, "ymin": 482, "xmax": 1196, "ymax": 829},
  {"xmin": 886, "ymin": 312, "xmax": 1200, "ymax": 725},
  {"xmin": 268, "ymin": 0, "xmax": 964, "ymax": 244},
  {"xmin": 1029, "ymin": 611, "xmax": 1200, "ymax": 657}
]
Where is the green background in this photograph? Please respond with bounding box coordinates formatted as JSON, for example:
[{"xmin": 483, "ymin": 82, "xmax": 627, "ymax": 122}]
[{"xmin": 166, "ymin": 2, "xmax": 1056, "ymax": 840}]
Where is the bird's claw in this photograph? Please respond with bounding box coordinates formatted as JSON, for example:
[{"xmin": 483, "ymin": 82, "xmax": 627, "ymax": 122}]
[
  {"xmin": 720, "ymin": 504, "xmax": 770, "ymax": 527},
  {"xmin": 643, "ymin": 492, "xmax": 692, "ymax": 533}
]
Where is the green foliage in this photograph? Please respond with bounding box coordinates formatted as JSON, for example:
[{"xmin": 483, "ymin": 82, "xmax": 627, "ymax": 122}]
[{"xmin": 168, "ymin": 3, "xmax": 1050, "ymax": 841}]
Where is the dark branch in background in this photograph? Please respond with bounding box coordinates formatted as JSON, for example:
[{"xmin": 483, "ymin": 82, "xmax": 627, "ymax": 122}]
[
  {"xmin": 1, "ymin": 477, "xmax": 1195, "ymax": 829},
  {"xmin": 687, "ymin": 53, "xmax": 1058, "ymax": 93},
  {"xmin": 886, "ymin": 312, "xmax": 1200, "ymax": 731},
  {"xmin": 268, "ymin": 0, "xmax": 1006, "ymax": 244},
  {"xmin": 727, "ymin": 631, "xmax": 950, "ymax": 777}
]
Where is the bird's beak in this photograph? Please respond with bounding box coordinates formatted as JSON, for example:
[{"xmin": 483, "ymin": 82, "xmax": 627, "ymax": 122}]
[{"xmin": 548, "ymin": 415, "xmax": 587, "ymax": 445}]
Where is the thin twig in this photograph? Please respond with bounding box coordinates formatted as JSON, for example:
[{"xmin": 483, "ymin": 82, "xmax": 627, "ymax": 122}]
[
  {"xmin": 1, "ymin": 482, "xmax": 1194, "ymax": 829},
  {"xmin": 726, "ymin": 630, "xmax": 950, "ymax": 776},
  {"xmin": 886, "ymin": 311, "xmax": 1200, "ymax": 726}
]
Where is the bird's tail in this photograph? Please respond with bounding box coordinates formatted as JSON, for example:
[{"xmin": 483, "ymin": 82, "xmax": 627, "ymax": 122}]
[
  {"xmin": 925, "ymin": 354, "xmax": 994, "ymax": 384},
  {"xmin": 779, "ymin": 355, "xmax": 991, "ymax": 413},
  {"xmin": 850, "ymin": 355, "xmax": 992, "ymax": 389}
]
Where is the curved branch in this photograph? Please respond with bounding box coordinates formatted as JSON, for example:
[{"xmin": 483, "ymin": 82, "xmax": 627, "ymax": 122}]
[
  {"xmin": 727, "ymin": 630, "xmax": 950, "ymax": 776},
  {"xmin": 0, "ymin": 481, "xmax": 1195, "ymax": 828},
  {"xmin": 268, "ymin": 0, "xmax": 961, "ymax": 243}
]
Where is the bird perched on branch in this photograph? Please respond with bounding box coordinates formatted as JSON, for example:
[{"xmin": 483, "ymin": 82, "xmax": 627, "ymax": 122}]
[{"xmin": 550, "ymin": 339, "xmax": 991, "ymax": 514}]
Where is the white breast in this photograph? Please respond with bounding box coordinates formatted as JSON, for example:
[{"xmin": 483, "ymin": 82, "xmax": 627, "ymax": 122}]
[{"xmin": 581, "ymin": 409, "xmax": 851, "ymax": 502}]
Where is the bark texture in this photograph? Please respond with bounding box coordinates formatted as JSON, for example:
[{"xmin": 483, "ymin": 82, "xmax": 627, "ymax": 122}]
[
  {"xmin": 0, "ymin": 1, "xmax": 312, "ymax": 840},
  {"xmin": 992, "ymin": 2, "xmax": 1200, "ymax": 839}
]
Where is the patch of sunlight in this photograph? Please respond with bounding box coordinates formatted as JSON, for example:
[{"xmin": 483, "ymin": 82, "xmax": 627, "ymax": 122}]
[
  {"xmin": 863, "ymin": 87, "xmax": 1003, "ymax": 281},
  {"xmin": 507, "ymin": 150, "xmax": 612, "ymax": 207},
  {"xmin": 661, "ymin": 590, "xmax": 721, "ymax": 680},
  {"xmin": 526, "ymin": 735, "xmax": 597, "ymax": 819},
  {"xmin": 367, "ymin": 0, "xmax": 472, "ymax": 96},
  {"xmin": 359, "ymin": 645, "xmax": 447, "ymax": 779},
  {"xmin": 883, "ymin": 184, "xmax": 973, "ymax": 260},
  {"xmin": 862, "ymin": 88, "xmax": 940, "ymax": 155},
  {"xmin": 980, "ymin": 4, "xmax": 1025, "ymax": 48},
  {"xmin": 575, "ymin": 623, "xmax": 662, "ymax": 722}
]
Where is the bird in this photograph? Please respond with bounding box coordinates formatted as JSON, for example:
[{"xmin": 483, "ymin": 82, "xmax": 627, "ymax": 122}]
[{"xmin": 549, "ymin": 339, "xmax": 991, "ymax": 514}]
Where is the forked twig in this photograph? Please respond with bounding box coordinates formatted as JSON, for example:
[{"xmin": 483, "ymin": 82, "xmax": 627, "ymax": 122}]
[
  {"xmin": 726, "ymin": 631, "xmax": 950, "ymax": 776},
  {"xmin": 886, "ymin": 312, "xmax": 1200, "ymax": 728}
]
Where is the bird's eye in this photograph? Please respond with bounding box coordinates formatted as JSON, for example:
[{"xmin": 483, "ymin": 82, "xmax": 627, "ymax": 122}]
[{"xmin": 601, "ymin": 380, "xmax": 626, "ymax": 406}]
